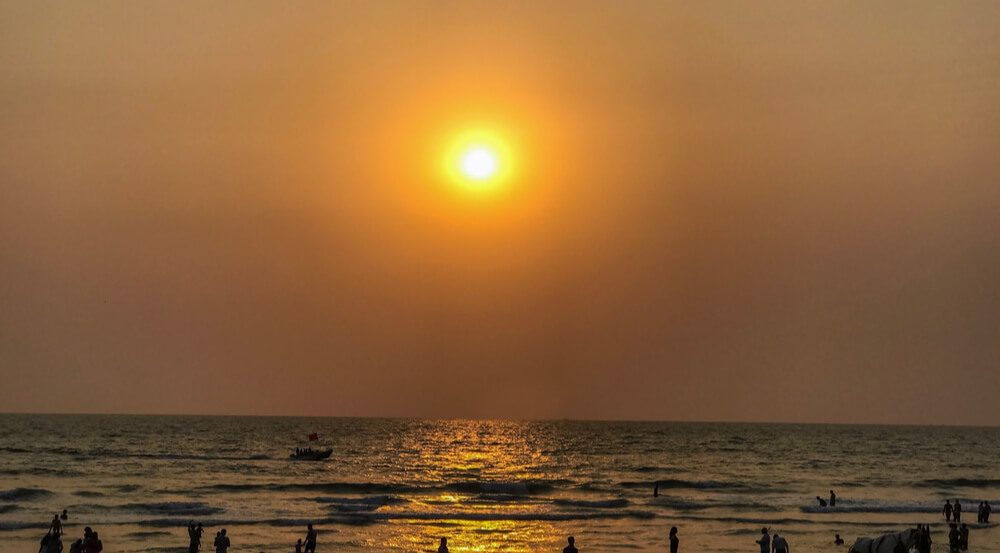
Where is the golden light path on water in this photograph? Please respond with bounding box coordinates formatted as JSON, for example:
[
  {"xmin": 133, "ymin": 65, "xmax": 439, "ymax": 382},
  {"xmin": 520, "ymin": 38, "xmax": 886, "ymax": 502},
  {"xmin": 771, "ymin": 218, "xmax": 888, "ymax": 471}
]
[{"xmin": 366, "ymin": 421, "xmax": 565, "ymax": 553}]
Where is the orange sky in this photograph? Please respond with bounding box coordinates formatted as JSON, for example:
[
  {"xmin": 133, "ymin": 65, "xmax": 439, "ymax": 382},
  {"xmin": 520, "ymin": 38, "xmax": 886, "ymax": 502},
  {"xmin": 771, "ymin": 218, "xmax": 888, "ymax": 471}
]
[{"xmin": 2, "ymin": 1, "xmax": 999, "ymax": 424}]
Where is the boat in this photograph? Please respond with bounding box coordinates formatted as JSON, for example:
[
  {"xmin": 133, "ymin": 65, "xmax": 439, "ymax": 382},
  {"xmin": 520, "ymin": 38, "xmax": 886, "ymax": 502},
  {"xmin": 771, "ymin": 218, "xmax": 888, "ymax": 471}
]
[{"xmin": 289, "ymin": 448, "xmax": 333, "ymax": 461}]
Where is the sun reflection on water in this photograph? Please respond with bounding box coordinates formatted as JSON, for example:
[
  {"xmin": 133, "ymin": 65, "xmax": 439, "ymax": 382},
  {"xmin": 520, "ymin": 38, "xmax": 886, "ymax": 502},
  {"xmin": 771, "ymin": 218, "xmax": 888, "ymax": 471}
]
[{"xmin": 368, "ymin": 420, "xmax": 570, "ymax": 553}]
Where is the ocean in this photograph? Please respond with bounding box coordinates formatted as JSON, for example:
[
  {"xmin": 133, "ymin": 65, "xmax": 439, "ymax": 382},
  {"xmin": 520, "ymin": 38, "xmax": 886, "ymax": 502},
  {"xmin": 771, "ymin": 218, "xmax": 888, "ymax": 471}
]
[{"xmin": 1, "ymin": 415, "xmax": 998, "ymax": 553}]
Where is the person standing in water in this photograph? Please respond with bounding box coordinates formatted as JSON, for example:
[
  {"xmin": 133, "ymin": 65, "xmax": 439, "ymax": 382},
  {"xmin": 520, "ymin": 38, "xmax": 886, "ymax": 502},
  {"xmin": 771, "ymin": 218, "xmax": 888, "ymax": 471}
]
[
  {"xmin": 563, "ymin": 536, "xmax": 578, "ymax": 553},
  {"xmin": 816, "ymin": 496, "xmax": 827, "ymax": 507},
  {"xmin": 944, "ymin": 500, "xmax": 953, "ymax": 522},
  {"xmin": 771, "ymin": 533, "xmax": 789, "ymax": 553},
  {"xmin": 954, "ymin": 500, "xmax": 962, "ymax": 523},
  {"xmin": 438, "ymin": 538, "xmax": 449, "ymax": 553},
  {"xmin": 50, "ymin": 515, "xmax": 63, "ymax": 536},
  {"xmin": 304, "ymin": 524, "xmax": 317, "ymax": 553},
  {"xmin": 669, "ymin": 527, "xmax": 679, "ymax": 553},
  {"xmin": 829, "ymin": 490, "xmax": 836, "ymax": 507},
  {"xmin": 834, "ymin": 535, "xmax": 844, "ymax": 545},
  {"xmin": 654, "ymin": 483, "xmax": 659, "ymax": 497},
  {"xmin": 756, "ymin": 528, "xmax": 770, "ymax": 553},
  {"xmin": 214, "ymin": 529, "xmax": 229, "ymax": 553}
]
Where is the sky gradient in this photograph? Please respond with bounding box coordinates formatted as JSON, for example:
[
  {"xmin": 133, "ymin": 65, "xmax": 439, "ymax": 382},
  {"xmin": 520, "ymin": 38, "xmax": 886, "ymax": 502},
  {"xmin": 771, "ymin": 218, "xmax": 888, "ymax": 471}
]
[{"xmin": 2, "ymin": 1, "xmax": 999, "ymax": 424}]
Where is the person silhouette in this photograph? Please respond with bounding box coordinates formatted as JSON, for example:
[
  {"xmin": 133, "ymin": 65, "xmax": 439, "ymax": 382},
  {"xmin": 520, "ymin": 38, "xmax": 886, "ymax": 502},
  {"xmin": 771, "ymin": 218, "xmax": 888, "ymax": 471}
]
[
  {"xmin": 829, "ymin": 490, "xmax": 836, "ymax": 507},
  {"xmin": 438, "ymin": 537, "xmax": 449, "ymax": 553},
  {"xmin": 295, "ymin": 539, "xmax": 302, "ymax": 553},
  {"xmin": 948, "ymin": 523, "xmax": 960, "ymax": 552},
  {"xmin": 304, "ymin": 524, "xmax": 317, "ymax": 553},
  {"xmin": 834, "ymin": 534, "xmax": 844, "ymax": 545},
  {"xmin": 669, "ymin": 527, "xmax": 678, "ymax": 553},
  {"xmin": 771, "ymin": 533, "xmax": 789, "ymax": 553},
  {"xmin": 654, "ymin": 483, "xmax": 659, "ymax": 497},
  {"xmin": 816, "ymin": 496, "xmax": 827, "ymax": 507},
  {"xmin": 944, "ymin": 500, "xmax": 953, "ymax": 521},
  {"xmin": 214, "ymin": 529, "xmax": 229, "ymax": 553},
  {"xmin": 959, "ymin": 523, "xmax": 968, "ymax": 550},
  {"xmin": 50, "ymin": 515, "xmax": 63, "ymax": 536},
  {"xmin": 563, "ymin": 536, "xmax": 578, "ymax": 553},
  {"xmin": 954, "ymin": 500, "xmax": 962, "ymax": 523},
  {"xmin": 756, "ymin": 528, "xmax": 770, "ymax": 553},
  {"xmin": 60, "ymin": 510, "xmax": 68, "ymax": 521}
]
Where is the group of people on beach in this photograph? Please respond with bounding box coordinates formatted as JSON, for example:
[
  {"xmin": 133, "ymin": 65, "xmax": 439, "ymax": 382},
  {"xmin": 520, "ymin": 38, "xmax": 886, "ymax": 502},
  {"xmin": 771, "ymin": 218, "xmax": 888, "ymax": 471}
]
[
  {"xmin": 756, "ymin": 527, "xmax": 790, "ymax": 553},
  {"xmin": 185, "ymin": 522, "xmax": 317, "ymax": 553},
  {"xmin": 816, "ymin": 490, "xmax": 837, "ymax": 507},
  {"xmin": 38, "ymin": 510, "xmax": 103, "ymax": 553},
  {"xmin": 943, "ymin": 499, "xmax": 992, "ymax": 524}
]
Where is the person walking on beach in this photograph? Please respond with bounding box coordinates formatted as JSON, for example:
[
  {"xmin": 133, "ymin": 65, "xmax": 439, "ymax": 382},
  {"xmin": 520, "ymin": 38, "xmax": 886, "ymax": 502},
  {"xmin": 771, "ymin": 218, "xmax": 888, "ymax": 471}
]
[
  {"xmin": 295, "ymin": 539, "xmax": 303, "ymax": 553},
  {"xmin": 944, "ymin": 500, "xmax": 953, "ymax": 521},
  {"xmin": 914, "ymin": 525, "xmax": 932, "ymax": 553},
  {"xmin": 986, "ymin": 501, "xmax": 992, "ymax": 522},
  {"xmin": 438, "ymin": 537, "xmax": 449, "ymax": 553},
  {"xmin": 771, "ymin": 533, "xmax": 789, "ymax": 553},
  {"xmin": 83, "ymin": 530, "xmax": 102, "ymax": 553},
  {"xmin": 48, "ymin": 533, "xmax": 64, "ymax": 553},
  {"xmin": 959, "ymin": 523, "xmax": 969, "ymax": 550},
  {"xmin": 947, "ymin": 523, "xmax": 960, "ymax": 552},
  {"xmin": 829, "ymin": 490, "xmax": 836, "ymax": 507},
  {"xmin": 979, "ymin": 502, "xmax": 985, "ymax": 523},
  {"xmin": 214, "ymin": 529, "xmax": 230, "ymax": 553},
  {"xmin": 188, "ymin": 521, "xmax": 198, "ymax": 553},
  {"xmin": 954, "ymin": 500, "xmax": 962, "ymax": 523},
  {"xmin": 756, "ymin": 528, "xmax": 770, "ymax": 553},
  {"xmin": 563, "ymin": 536, "xmax": 578, "ymax": 553},
  {"xmin": 50, "ymin": 515, "xmax": 63, "ymax": 536},
  {"xmin": 304, "ymin": 524, "xmax": 317, "ymax": 553},
  {"xmin": 669, "ymin": 527, "xmax": 679, "ymax": 553}
]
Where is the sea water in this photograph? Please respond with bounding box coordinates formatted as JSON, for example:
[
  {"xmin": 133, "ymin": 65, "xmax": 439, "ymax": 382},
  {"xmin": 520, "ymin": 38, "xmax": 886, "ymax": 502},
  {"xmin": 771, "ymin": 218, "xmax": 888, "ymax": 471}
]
[{"xmin": 1, "ymin": 415, "xmax": 998, "ymax": 553}]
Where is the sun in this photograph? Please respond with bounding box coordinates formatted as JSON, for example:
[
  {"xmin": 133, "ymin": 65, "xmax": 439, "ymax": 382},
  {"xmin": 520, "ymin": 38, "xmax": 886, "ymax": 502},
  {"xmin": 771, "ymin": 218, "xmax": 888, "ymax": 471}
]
[
  {"xmin": 445, "ymin": 130, "xmax": 512, "ymax": 189},
  {"xmin": 460, "ymin": 147, "xmax": 498, "ymax": 180}
]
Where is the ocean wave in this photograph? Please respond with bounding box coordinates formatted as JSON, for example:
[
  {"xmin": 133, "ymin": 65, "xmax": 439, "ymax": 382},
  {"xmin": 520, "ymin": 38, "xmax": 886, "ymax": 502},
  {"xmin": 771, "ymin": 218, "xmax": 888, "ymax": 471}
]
[
  {"xmin": 622, "ymin": 479, "xmax": 738, "ymax": 489},
  {"xmin": 0, "ymin": 521, "xmax": 49, "ymax": 531},
  {"xmin": 203, "ymin": 483, "xmax": 414, "ymax": 495},
  {"xmin": 314, "ymin": 496, "xmax": 404, "ymax": 512},
  {"xmin": 73, "ymin": 491, "xmax": 105, "ymax": 498},
  {"xmin": 799, "ymin": 501, "xmax": 939, "ymax": 514},
  {"xmin": 123, "ymin": 530, "xmax": 173, "ymax": 538},
  {"xmin": 444, "ymin": 481, "xmax": 560, "ymax": 496},
  {"xmin": 0, "ymin": 487, "xmax": 52, "ymax": 501},
  {"xmin": 201, "ymin": 480, "xmax": 565, "ymax": 496},
  {"xmin": 122, "ymin": 502, "xmax": 224, "ymax": 517},
  {"xmin": 332, "ymin": 510, "xmax": 656, "ymax": 523},
  {"xmin": 635, "ymin": 466, "xmax": 681, "ymax": 473},
  {"xmin": 916, "ymin": 478, "xmax": 1000, "ymax": 488},
  {"xmin": 0, "ymin": 505, "xmax": 19, "ymax": 514},
  {"xmin": 553, "ymin": 499, "xmax": 630, "ymax": 509},
  {"xmin": 649, "ymin": 498, "xmax": 781, "ymax": 513}
]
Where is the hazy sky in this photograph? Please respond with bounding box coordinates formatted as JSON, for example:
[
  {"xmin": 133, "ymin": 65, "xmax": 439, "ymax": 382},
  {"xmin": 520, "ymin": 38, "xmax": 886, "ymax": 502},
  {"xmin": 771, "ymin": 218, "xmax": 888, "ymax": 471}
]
[{"xmin": 2, "ymin": 2, "xmax": 999, "ymax": 425}]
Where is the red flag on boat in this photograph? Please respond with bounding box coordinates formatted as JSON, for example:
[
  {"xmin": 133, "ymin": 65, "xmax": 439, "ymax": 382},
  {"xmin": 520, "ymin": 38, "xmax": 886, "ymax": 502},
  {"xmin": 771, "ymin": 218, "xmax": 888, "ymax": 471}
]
[{"xmin": 308, "ymin": 433, "xmax": 318, "ymax": 441}]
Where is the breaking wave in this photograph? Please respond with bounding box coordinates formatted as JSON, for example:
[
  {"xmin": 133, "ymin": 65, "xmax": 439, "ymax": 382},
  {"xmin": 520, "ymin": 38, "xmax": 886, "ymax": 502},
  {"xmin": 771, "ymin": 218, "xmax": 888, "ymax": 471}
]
[{"xmin": 0, "ymin": 488, "xmax": 52, "ymax": 501}]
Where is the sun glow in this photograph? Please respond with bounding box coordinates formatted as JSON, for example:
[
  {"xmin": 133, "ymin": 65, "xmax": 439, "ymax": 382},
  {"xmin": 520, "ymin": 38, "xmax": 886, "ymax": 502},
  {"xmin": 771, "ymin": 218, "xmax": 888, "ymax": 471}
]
[
  {"xmin": 461, "ymin": 147, "xmax": 498, "ymax": 180},
  {"xmin": 445, "ymin": 130, "xmax": 513, "ymax": 189}
]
